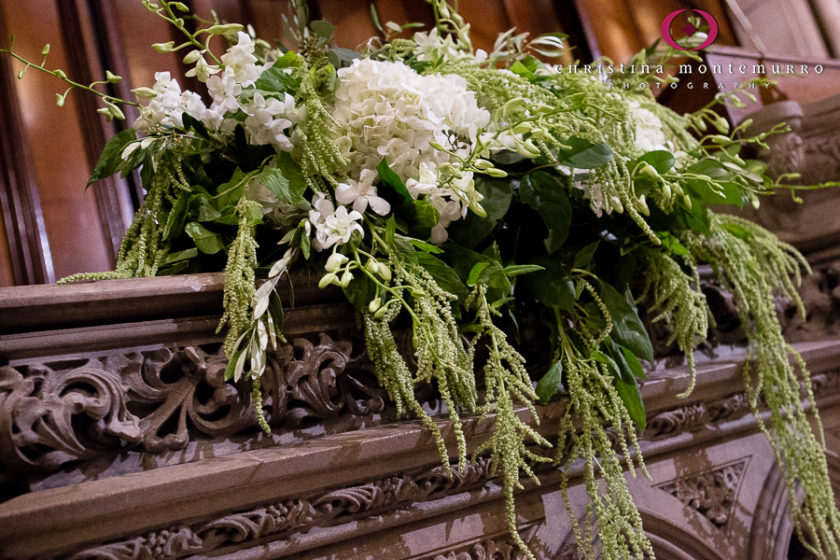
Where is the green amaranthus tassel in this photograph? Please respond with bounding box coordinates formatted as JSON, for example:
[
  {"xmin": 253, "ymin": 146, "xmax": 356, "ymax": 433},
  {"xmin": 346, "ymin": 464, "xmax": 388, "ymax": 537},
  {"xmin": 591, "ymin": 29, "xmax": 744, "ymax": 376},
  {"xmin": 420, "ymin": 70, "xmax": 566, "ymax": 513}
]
[{"xmin": 685, "ymin": 212, "xmax": 840, "ymax": 558}]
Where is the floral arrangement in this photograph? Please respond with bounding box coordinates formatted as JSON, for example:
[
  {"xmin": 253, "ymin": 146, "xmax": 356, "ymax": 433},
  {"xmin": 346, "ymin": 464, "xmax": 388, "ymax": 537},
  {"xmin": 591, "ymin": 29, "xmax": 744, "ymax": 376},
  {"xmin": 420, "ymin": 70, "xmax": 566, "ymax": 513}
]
[{"xmin": 4, "ymin": 1, "xmax": 840, "ymax": 558}]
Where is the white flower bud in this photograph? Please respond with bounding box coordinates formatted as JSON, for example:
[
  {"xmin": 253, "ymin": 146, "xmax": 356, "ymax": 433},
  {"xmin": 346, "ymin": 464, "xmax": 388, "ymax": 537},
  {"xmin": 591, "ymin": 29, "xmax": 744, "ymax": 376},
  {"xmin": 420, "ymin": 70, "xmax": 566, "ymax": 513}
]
[
  {"xmin": 339, "ymin": 270, "xmax": 353, "ymax": 287},
  {"xmin": 368, "ymin": 297, "xmax": 381, "ymax": 313},
  {"xmin": 152, "ymin": 41, "xmax": 175, "ymax": 53},
  {"xmin": 325, "ymin": 252, "xmax": 349, "ymax": 273},
  {"xmin": 318, "ymin": 272, "xmax": 338, "ymax": 289},
  {"xmin": 182, "ymin": 50, "xmax": 202, "ymax": 64}
]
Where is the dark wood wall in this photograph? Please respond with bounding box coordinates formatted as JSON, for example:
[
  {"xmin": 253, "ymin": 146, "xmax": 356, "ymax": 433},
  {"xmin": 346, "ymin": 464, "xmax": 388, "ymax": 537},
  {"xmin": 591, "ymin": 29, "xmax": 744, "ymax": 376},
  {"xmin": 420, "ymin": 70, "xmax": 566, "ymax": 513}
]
[{"xmin": 0, "ymin": 0, "xmax": 739, "ymax": 286}]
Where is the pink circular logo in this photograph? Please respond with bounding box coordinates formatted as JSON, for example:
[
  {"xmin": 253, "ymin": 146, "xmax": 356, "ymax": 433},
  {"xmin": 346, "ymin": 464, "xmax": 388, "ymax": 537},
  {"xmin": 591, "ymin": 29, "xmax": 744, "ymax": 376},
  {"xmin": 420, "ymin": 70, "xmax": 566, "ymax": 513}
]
[{"xmin": 661, "ymin": 9, "xmax": 719, "ymax": 50}]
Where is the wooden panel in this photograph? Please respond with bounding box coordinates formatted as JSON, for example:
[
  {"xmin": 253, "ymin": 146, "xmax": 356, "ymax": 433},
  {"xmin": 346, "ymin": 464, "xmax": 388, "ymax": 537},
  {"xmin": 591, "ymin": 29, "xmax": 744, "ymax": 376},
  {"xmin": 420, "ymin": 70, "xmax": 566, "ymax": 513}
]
[
  {"xmin": 575, "ymin": 0, "xmax": 641, "ymax": 62},
  {"xmin": 2, "ymin": 0, "xmax": 110, "ymax": 280},
  {"xmin": 114, "ymin": 2, "xmax": 183, "ymax": 96},
  {"xmin": 0, "ymin": 202, "xmax": 13, "ymax": 287},
  {"xmin": 0, "ymin": 4, "xmax": 54, "ymax": 284}
]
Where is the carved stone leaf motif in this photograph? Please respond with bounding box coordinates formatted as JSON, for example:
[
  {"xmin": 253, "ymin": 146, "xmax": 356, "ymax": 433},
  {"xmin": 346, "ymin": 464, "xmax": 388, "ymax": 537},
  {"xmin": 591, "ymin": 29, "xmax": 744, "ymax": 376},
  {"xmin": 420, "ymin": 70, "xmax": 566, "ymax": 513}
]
[
  {"xmin": 655, "ymin": 459, "xmax": 749, "ymax": 529},
  {"xmin": 64, "ymin": 456, "xmax": 500, "ymax": 560},
  {"xmin": 428, "ymin": 523, "xmax": 542, "ymax": 560},
  {"xmin": 0, "ymin": 333, "xmax": 386, "ymax": 478}
]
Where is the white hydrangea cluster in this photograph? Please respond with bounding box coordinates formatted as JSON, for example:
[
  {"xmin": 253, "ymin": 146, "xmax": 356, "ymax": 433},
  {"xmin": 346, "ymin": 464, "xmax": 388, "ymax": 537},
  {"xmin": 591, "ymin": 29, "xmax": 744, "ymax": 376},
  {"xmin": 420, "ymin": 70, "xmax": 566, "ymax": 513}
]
[
  {"xmin": 332, "ymin": 58, "xmax": 492, "ymax": 242},
  {"xmin": 627, "ymin": 99, "xmax": 667, "ymax": 153},
  {"xmin": 132, "ymin": 32, "xmax": 300, "ymax": 152}
]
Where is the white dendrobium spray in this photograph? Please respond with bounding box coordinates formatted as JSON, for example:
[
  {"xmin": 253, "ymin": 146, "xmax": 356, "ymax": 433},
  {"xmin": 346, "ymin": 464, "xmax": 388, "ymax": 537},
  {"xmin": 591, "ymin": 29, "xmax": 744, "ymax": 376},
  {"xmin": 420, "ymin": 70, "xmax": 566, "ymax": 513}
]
[
  {"xmin": 335, "ymin": 168, "xmax": 391, "ymax": 216},
  {"xmin": 133, "ymin": 71, "xmax": 206, "ymax": 135},
  {"xmin": 308, "ymin": 194, "xmax": 364, "ymax": 251}
]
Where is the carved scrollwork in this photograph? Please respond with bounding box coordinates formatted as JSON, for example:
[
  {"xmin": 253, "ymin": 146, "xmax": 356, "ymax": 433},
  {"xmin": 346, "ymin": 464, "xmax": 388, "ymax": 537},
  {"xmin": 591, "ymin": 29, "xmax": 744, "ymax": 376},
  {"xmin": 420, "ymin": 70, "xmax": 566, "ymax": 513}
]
[
  {"xmin": 429, "ymin": 522, "xmax": 542, "ymax": 560},
  {"xmin": 0, "ymin": 361, "xmax": 141, "ymax": 474},
  {"xmin": 654, "ymin": 459, "xmax": 749, "ymax": 529},
  {"xmin": 63, "ymin": 456, "xmax": 502, "ymax": 560},
  {"xmin": 1, "ymin": 333, "xmax": 387, "ymax": 479}
]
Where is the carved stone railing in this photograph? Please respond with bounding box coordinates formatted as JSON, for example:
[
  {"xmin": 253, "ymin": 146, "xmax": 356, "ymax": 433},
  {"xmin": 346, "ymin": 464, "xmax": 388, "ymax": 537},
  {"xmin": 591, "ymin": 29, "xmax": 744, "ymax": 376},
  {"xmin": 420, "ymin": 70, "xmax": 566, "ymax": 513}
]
[{"xmin": 1, "ymin": 274, "xmax": 839, "ymax": 559}]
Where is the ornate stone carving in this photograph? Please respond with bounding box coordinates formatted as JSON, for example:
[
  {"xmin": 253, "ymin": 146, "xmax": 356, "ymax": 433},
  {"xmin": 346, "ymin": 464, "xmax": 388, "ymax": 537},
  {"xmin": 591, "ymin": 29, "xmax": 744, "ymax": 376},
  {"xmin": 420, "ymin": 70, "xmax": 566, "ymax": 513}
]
[
  {"xmin": 646, "ymin": 368, "xmax": 839, "ymax": 441},
  {"xmin": 431, "ymin": 539, "xmax": 526, "ymax": 560},
  {"xmin": 0, "ymin": 333, "xmax": 386, "ymax": 479},
  {"xmin": 64, "ymin": 456, "xmax": 498, "ymax": 560},
  {"xmin": 428, "ymin": 522, "xmax": 542, "ymax": 560},
  {"xmin": 645, "ymin": 392, "xmax": 750, "ymax": 439},
  {"xmin": 654, "ymin": 459, "xmax": 749, "ymax": 529}
]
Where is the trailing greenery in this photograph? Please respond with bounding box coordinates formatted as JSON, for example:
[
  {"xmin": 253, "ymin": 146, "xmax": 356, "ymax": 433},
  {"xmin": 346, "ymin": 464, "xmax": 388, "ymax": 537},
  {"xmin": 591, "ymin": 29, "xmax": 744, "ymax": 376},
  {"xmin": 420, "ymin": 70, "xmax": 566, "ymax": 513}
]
[
  {"xmin": 7, "ymin": 1, "xmax": 840, "ymax": 558},
  {"xmin": 684, "ymin": 214, "xmax": 840, "ymax": 557}
]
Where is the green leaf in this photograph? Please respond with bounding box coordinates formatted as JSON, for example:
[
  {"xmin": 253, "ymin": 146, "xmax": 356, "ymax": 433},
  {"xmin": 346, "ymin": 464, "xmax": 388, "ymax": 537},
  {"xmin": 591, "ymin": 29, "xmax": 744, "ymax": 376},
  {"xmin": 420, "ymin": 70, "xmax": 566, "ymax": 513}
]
[
  {"xmin": 162, "ymin": 247, "xmax": 198, "ymax": 266},
  {"xmin": 446, "ymin": 244, "xmax": 511, "ymax": 301},
  {"xmin": 216, "ymin": 167, "xmax": 247, "ymax": 209},
  {"xmin": 603, "ymin": 336, "xmax": 636, "ymax": 383},
  {"xmin": 410, "ymin": 238, "xmax": 443, "ymax": 254},
  {"xmin": 224, "ymin": 347, "xmax": 245, "ymax": 381},
  {"xmin": 591, "ymin": 349, "xmax": 619, "ymax": 377},
  {"xmin": 510, "ymin": 60, "xmax": 534, "ymax": 79},
  {"xmin": 255, "ymin": 67, "xmax": 299, "ymax": 93},
  {"xmin": 327, "ymin": 47, "xmax": 361, "ymax": 68},
  {"xmin": 502, "ymin": 264, "xmax": 544, "ymax": 277},
  {"xmin": 556, "ymin": 137, "xmax": 613, "ymax": 169},
  {"xmin": 191, "ymin": 194, "xmax": 222, "ymax": 222},
  {"xmin": 275, "ymin": 152, "xmax": 307, "ymax": 202},
  {"xmin": 621, "ymin": 346, "xmax": 646, "ymax": 379},
  {"xmin": 521, "ymin": 256, "xmax": 575, "ymax": 310},
  {"xmin": 310, "ymin": 20, "xmax": 335, "ymax": 41},
  {"xmin": 370, "ymin": 3, "xmax": 382, "ymax": 31},
  {"xmin": 240, "ymin": 201, "xmax": 263, "ymax": 226},
  {"xmin": 185, "ymin": 222, "xmax": 225, "ymax": 254},
  {"xmin": 271, "ymin": 50, "xmax": 303, "ymax": 69},
  {"xmin": 520, "ymin": 171, "xmax": 572, "ymax": 254},
  {"xmin": 638, "ymin": 150, "xmax": 675, "ymax": 174},
  {"xmin": 182, "ymin": 112, "xmax": 209, "ymax": 138},
  {"xmin": 403, "ymin": 199, "xmax": 439, "ymax": 239},
  {"xmin": 163, "ymin": 192, "xmax": 189, "ymax": 241},
  {"xmin": 615, "ymin": 374, "xmax": 646, "ymax": 430},
  {"xmin": 599, "ymin": 281, "xmax": 654, "ymax": 362},
  {"xmin": 536, "ymin": 361, "xmax": 563, "ymax": 404},
  {"xmin": 723, "ymin": 221, "xmax": 751, "ymax": 239},
  {"xmin": 447, "ymin": 176, "xmax": 513, "ymax": 248},
  {"xmin": 385, "ymin": 215, "xmax": 396, "ymax": 246},
  {"xmin": 376, "ymin": 158, "xmax": 411, "ymax": 202},
  {"xmin": 573, "ymin": 240, "xmax": 600, "ymax": 269},
  {"xmin": 656, "ymin": 231, "xmax": 689, "ymax": 256},
  {"xmin": 87, "ymin": 128, "xmax": 137, "ymax": 187},
  {"xmin": 256, "ymin": 167, "xmax": 292, "ymax": 202},
  {"xmin": 467, "ymin": 262, "xmax": 490, "ymax": 286}
]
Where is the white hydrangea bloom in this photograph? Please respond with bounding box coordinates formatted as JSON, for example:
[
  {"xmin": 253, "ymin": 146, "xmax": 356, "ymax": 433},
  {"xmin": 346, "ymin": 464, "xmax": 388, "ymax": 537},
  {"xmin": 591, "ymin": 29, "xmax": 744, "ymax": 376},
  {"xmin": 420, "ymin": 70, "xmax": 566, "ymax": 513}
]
[
  {"xmin": 628, "ymin": 99, "xmax": 667, "ymax": 153},
  {"xmin": 308, "ymin": 194, "xmax": 364, "ymax": 250},
  {"xmin": 332, "ymin": 58, "xmax": 492, "ymax": 240}
]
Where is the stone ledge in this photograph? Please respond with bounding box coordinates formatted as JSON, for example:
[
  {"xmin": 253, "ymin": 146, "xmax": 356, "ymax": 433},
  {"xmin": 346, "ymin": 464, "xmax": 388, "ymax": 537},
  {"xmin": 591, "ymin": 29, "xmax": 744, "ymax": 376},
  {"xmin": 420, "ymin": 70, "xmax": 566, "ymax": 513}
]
[{"xmin": 1, "ymin": 338, "xmax": 837, "ymax": 559}]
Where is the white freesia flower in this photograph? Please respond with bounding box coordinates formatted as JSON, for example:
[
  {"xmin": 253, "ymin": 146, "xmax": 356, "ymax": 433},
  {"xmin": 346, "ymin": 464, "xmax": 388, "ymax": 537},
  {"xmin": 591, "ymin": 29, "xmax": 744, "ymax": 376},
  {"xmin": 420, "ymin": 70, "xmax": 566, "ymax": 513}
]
[
  {"xmin": 308, "ymin": 194, "xmax": 364, "ymax": 250},
  {"xmin": 335, "ymin": 168, "xmax": 391, "ymax": 216}
]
